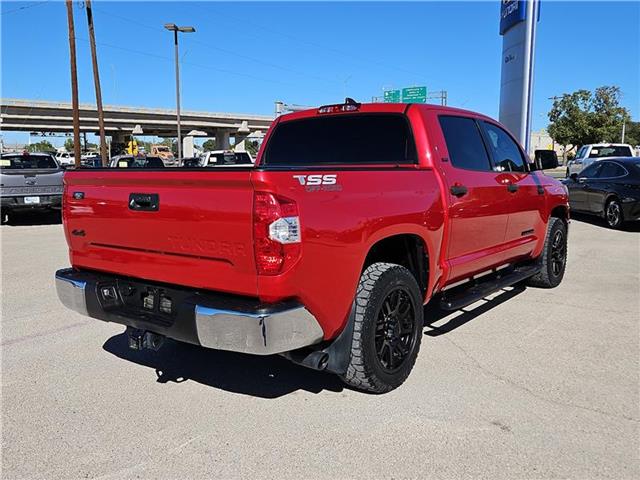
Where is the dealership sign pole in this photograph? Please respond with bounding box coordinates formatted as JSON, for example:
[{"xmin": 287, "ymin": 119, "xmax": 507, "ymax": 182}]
[{"xmin": 498, "ymin": 0, "xmax": 540, "ymax": 152}]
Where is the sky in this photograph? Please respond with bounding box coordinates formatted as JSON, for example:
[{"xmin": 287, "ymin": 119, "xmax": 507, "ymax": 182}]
[{"xmin": 1, "ymin": 0, "xmax": 639, "ymax": 147}]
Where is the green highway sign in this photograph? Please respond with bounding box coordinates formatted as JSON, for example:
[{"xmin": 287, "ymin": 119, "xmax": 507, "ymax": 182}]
[
  {"xmin": 383, "ymin": 90, "xmax": 401, "ymax": 103},
  {"xmin": 402, "ymin": 86, "xmax": 427, "ymax": 103}
]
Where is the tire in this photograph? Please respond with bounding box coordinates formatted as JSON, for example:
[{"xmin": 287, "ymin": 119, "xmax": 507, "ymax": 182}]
[
  {"xmin": 340, "ymin": 263, "xmax": 423, "ymax": 393},
  {"xmin": 527, "ymin": 217, "xmax": 567, "ymax": 288},
  {"xmin": 604, "ymin": 198, "xmax": 624, "ymax": 229}
]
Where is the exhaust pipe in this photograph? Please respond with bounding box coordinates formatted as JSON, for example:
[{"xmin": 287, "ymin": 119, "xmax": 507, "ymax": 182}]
[{"xmin": 288, "ymin": 350, "xmax": 329, "ymax": 371}]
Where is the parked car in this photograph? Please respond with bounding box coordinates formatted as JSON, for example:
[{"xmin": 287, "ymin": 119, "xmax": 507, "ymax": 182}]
[
  {"xmin": 200, "ymin": 150, "xmax": 254, "ymax": 166},
  {"xmin": 563, "ymin": 157, "xmax": 640, "ymax": 228},
  {"xmin": 150, "ymin": 145, "xmax": 176, "ymax": 166},
  {"xmin": 81, "ymin": 152, "xmax": 100, "ymax": 160},
  {"xmin": 1, "ymin": 152, "xmax": 63, "ymax": 222},
  {"xmin": 80, "ymin": 157, "xmax": 104, "ymax": 168},
  {"xmin": 178, "ymin": 151, "xmax": 254, "ymax": 168},
  {"xmin": 108, "ymin": 155, "xmax": 165, "ymax": 169},
  {"xmin": 177, "ymin": 157, "xmax": 202, "ymax": 168},
  {"xmin": 55, "ymin": 100, "xmax": 568, "ymax": 393},
  {"xmin": 566, "ymin": 143, "xmax": 634, "ymax": 177},
  {"xmin": 55, "ymin": 151, "xmax": 75, "ymax": 166}
]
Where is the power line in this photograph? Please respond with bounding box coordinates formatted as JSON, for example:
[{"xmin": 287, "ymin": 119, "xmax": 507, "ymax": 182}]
[
  {"xmin": 75, "ymin": 38, "xmax": 340, "ymax": 97},
  {"xmin": 201, "ymin": 4, "xmax": 429, "ymax": 82},
  {"xmin": 0, "ymin": 0, "xmax": 49, "ymax": 16},
  {"xmin": 91, "ymin": 5, "xmax": 341, "ymax": 87}
]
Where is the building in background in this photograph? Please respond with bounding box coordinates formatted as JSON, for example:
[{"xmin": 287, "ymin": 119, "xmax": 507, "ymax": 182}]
[{"xmin": 529, "ymin": 128, "xmax": 571, "ymax": 164}]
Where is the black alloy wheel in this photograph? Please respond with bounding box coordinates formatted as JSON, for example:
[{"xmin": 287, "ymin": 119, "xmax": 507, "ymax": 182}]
[
  {"xmin": 550, "ymin": 229, "xmax": 566, "ymax": 278},
  {"xmin": 374, "ymin": 287, "xmax": 417, "ymax": 373}
]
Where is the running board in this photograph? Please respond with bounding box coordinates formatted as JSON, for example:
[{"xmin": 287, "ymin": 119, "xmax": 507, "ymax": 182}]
[{"xmin": 439, "ymin": 265, "xmax": 540, "ymax": 311}]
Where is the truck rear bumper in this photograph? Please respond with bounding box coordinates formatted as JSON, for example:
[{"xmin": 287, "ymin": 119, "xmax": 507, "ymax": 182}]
[
  {"xmin": 55, "ymin": 268, "xmax": 324, "ymax": 355},
  {"xmin": 2, "ymin": 195, "xmax": 61, "ymax": 211}
]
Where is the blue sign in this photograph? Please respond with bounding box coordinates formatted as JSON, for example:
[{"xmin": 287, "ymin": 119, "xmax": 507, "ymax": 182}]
[{"xmin": 500, "ymin": 0, "xmax": 526, "ymax": 35}]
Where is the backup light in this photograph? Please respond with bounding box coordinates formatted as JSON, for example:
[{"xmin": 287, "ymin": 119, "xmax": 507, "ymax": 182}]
[{"xmin": 269, "ymin": 217, "xmax": 301, "ymax": 244}]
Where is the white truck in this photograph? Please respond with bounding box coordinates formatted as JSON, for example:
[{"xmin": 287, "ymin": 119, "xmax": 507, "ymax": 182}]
[{"xmin": 566, "ymin": 143, "xmax": 634, "ymax": 177}]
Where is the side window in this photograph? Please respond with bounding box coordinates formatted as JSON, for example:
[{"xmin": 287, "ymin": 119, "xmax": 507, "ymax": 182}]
[
  {"xmin": 575, "ymin": 146, "xmax": 586, "ymax": 160},
  {"xmin": 580, "ymin": 162, "xmax": 602, "ymax": 178},
  {"xmin": 438, "ymin": 116, "xmax": 492, "ymax": 171},
  {"xmin": 481, "ymin": 122, "xmax": 527, "ymax": 172},
  {"xmin": 597, "ymin": 161, "xmax": 627, "ymax": 178}
]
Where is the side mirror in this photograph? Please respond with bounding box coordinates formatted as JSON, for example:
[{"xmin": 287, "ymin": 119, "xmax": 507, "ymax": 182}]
[
  {"xmin": 533, "ymin": 150, "xmax": 559, "ymax": 170},
  {"xmin": 569, "ymin": 173, "xmax": 579, "ymax": 182}
]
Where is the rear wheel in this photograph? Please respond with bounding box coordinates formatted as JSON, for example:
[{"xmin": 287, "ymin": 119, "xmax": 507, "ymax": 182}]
[
  {"xmin": 527, "ymin": 217, "xmax": 567, "ymax": 288},
  {"xmin": 605, "ymin": 198, "xmax": 624, "ymax": 229},
  {"xmin": 340, "ymin": 263, "xmax": 423, "ymax": 393}
]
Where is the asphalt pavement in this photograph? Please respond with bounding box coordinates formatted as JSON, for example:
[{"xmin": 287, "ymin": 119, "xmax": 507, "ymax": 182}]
[{"xmin": 1, "ymin": 213, "xmax": 638, "ymax": 479}]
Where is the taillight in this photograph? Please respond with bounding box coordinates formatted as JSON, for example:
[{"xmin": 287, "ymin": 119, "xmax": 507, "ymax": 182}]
[{"xmin": 253, "ymin": 192, "xmax": 301, "ymax": 275}]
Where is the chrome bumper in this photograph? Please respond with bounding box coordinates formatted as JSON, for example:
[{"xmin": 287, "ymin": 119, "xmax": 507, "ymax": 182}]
[
  {"xmin": 194, "ymin": 305, "xmax": 323, "ymax": 355},
  {"xmin": 54, "ymin": 268, "xmax": 324, "ymax": 355},
  {"xmin": 55, "ymin": 272, "xmax": 89, "ymax": 316}
]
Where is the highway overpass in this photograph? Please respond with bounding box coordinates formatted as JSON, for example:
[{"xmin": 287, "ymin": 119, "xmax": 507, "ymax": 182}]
[{"xmin": 0, "ymin": 98, "xmax": 274, "ymax": 149}]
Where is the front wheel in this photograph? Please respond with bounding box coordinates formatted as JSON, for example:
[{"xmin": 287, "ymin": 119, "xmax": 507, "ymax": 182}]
[
  {"xmin": 527, "ymin": 217, "xmax": 567, "ymax": 288},
  {"xmin": 605, "ymin": 198, "xmax": 624, "ymax": 229},
  {"xmin": 340, "ymin": 263, "xmax": 423, "ymax": 393}
]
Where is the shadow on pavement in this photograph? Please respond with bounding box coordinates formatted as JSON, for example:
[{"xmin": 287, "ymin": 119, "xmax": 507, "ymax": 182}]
[
  {"xmin": 423, "ymin": 285, "xmax": 526, "ymax": 337},
  {"xmin": 103, "ymin": 284, "xmax": 532, "ymax": 396},
  {"xmin": 103, "ymin": 332, "xmax": 344, "ymax": 398},
  {"xmin": 1, "ymin": 210, "xmax": 61, "ymax": 227},
  {"xmin": 570, "ymin": 212, "xmax": 640, "ymax": 232}
]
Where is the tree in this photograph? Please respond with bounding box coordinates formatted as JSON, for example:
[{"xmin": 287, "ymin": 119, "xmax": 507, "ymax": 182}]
[
  {"xmin": 245, "ymin": 140, "xmax": 260, "ymax": 156},
  {"xmin": 64, "ymin": 138, "xmax": 74, "ymax": 152},
  {"xmin": 26, "ymin": 140, "xmax": 55, "ymax": 153},
  {"xmin": 548, "ymin": 86, "xmax": 631, "ymax": 155},
  {"xmin": 624, "ymin": 121, "xmax": 640, "ymax": 147},
  {"xmin": 202, "ymin": 139, "xmax": 217, "ymax": 152}
]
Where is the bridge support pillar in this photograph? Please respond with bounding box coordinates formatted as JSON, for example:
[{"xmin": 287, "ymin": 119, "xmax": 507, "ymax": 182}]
[{"xmin": 215, "ymin": 130, "xmax": 231, "ymax": 150}]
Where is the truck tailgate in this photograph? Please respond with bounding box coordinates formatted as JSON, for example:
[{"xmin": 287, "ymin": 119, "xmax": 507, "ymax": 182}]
[{"xmin": 63, "ymin": 170, "xmax": 257, "ymax": 296}]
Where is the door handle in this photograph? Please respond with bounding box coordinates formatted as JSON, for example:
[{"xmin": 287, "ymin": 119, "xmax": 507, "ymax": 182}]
[
  {"xmin": 129, "ymin": 193, "xmax": 159, "ymax": 211},
  {"xmin": 507, "ymin": 183, "xmax": 519, "ymax": 193},
  {"xmin": 450, "ymin": 185, "xmax": 468, "ymax": 197}
]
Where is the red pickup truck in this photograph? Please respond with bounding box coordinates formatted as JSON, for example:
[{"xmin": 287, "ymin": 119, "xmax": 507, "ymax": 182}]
[{"xmin": 56, "ymin": 100, "xmax": 569, "ymax": 393}]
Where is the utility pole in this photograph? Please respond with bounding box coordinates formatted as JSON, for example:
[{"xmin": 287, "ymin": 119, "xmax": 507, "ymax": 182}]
[
  {"xmin": 85, "ymin": 0, "xmax": 108, "ymax": 165},
  {"xmin": 621, "ymin": 119, "xmax": 626, "ymax": 143},
  {"xmin": 65, "ymin": 0, "xmax": 81, "ymax": 168}
]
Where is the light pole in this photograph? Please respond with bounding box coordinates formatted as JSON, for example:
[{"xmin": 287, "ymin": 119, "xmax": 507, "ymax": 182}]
[{"xmin": 164, "ymin": 23, "xmax": 195, "ymax": 159}]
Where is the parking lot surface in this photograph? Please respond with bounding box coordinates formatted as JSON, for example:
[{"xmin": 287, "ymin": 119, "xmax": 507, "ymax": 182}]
[{"xmin": 1, "ymin": 216, "xmax": 638, "ymax": 479}]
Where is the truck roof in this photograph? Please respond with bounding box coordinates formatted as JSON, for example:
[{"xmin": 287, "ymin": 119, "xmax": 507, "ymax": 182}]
[{"xmin": 278, "ymin": 101, "xmax": 494, "ymax": 124}]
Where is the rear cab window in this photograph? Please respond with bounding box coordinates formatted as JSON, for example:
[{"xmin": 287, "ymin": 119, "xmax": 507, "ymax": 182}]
[
  {"xmin": 262, "ymin": 114, "xmax": 417, "ymax": 166},
  {"xmin": 1, "ymin": 154, "xmax": 58, "ymax": 169},
  {"xmin": 588, "ymin": 146, "xmax": 633, "ymax": 158},
  {"xmin": 208, "ymin": 152, "xmax": 253, "ymax": 166}
]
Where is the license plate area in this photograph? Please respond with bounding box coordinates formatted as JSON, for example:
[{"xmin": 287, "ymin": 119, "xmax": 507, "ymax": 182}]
[
  {"xmin": 24, "ymin": 196, "xmax": 40, "ymax": 204},
  {"xmin": 95, "ymin": 279, "xmax": 190, "ymax": 327}
]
